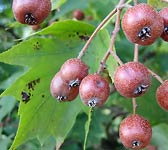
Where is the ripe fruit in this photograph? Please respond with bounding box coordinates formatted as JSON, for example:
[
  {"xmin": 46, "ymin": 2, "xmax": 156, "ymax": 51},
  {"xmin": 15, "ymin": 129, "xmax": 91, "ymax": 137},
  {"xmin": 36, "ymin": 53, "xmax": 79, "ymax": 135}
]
[
  {"xmin": 159, "ymin": 7, "xmax": 168, "ymax": 41},
  {"xmin": 114, "ymin": 62, "xmax": 151, "ymax": 98},
  {"xmin": 50, "ymin": 72, "xmax": 79, "ymax": 102},
  {"xmin": 73, "ymin": 9, "xmax": 85, "ymax": 20},
  {"xmin": 122, "ymin": 3, "xmax": 163, "ymax": 46},
  {"xmin": 119, "ymin": 114, "xmax": 152, "ymax": 149},
  {"xmin": 60, "ymin": 58, "xmax": 88, "ymax": 87},
  {"xmin": 12, "ymin": 0, "xmax": 51, "ymax": 25},
  {"xmin": 79, "ymin": 74, "xmax": 110, "ymax": 107},
  {"xmin": 156, "ymin": 80, "xmax": 168, "ymax": 111}
]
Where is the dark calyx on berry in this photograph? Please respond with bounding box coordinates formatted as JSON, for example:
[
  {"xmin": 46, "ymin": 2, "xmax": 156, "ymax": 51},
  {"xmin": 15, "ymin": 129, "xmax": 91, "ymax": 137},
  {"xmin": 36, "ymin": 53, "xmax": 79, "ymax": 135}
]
[
  {"xmin": 164, "ymin": 26, "xmax": 168, "ymax": 33},
  {"xmin": 69, "ymin": 78, "xmax": 80, "ymax": 87},
  {"xmin": 134, "ymin": 84, "xmax": 149, "ymax": 95},
  {"xmin": 56, "ymin": 95, "xmax": 67, "ymax": 102},
  {"xmin": 25, "ymin": 13, "xmax": 37, "ymax": 25},
  {"xmin": 88, "ymin": 98, "xmax": 98, "ymax": 107},
  {"xmin": 138, "ymin": 27, "xmax": 151, "ymax": 41},
  {"xmin": 132, "ymin": 140, "xmax": 141, "ymax": 148}
]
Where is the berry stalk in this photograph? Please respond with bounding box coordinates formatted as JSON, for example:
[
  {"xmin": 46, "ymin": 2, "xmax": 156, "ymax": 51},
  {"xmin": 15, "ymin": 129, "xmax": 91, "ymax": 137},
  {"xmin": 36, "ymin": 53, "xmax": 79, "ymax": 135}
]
[
  {"xmin": 77, "ymin": 8, "xmax": 117, "ymax": 59},
  {"xmin": 97, "ymin": 0, "xmax": 125, "ymax": 74}
]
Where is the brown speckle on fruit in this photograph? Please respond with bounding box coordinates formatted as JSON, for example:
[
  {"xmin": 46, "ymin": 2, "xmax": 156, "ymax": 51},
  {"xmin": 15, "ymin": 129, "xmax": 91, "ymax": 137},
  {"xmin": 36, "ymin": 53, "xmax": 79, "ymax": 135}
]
[
  {"xmin": 159, "ymin": 7, "xmax": 168, "ymax": 41},
  {"xmin": 156, "ymin": 80, "xmax": 168, "ymax": 111},
  {"xmin": 12, "ymin": 0, "xmax": 51, "ymax": 25},
  {"xmin": 79, "ymin": 74, "xmax": 110, "ymax": 107},
  {"xmin": 50, "ymin": 72, "xmax": 79, "ymax": 102},
  {"xmin": 119, "ymin": 114, "xmax": 152, "ymax": 149},
  {"xmin": 122, "ymin": 3, "xmax": 164, "ymax": 45},
  {"xmin": 114, "ymin": 62, "xmax": 151, "ymax": 98}
]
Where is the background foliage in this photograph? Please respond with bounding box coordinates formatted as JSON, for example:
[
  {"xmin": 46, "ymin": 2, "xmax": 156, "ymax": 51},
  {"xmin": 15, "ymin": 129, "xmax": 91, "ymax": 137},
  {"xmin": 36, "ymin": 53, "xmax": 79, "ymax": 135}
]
[{"xmin": 0, "ymin": 0, "xmax": 168, "ymax": 150}]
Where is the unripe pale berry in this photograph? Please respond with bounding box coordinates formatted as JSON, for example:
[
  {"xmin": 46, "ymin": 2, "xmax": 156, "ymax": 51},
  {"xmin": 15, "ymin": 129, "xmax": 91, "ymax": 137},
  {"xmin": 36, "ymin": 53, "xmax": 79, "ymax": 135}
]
[
  {"xmin": 114, "ymin": 62, "xmax": 151, "ymax": 98},
  {"xmin": 12, "ymin": 0, "xmax": 51, "ymax": 25},
  {"xmin": 122, "ymin": 3, "xmax": 164, "ymax": 46},
  {"xmin": 156, "ymin": 80, "xmax": 168, "ymax": 111},
  {"xmin": 119, "ymin": 114, "xmax": 152, "ymax": 149},
  {"xmin": 60, "ymin": 58, "xmax": 88, "ymax": 87},
  {"xmin": 50, "ymin": 72, "xmax": 79, "ymax": 102},
  {"xmin": 79, "ymin": 74, "xmax": 110, "ymax": 107},
  {"xmin": 159, "ymin": 7, "xmax": 168, "ymax": 41}
]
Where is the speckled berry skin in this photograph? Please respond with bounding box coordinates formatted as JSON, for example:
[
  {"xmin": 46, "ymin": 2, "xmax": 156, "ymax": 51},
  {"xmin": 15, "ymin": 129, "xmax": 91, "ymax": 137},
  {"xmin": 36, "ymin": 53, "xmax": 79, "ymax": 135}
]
[
  {"xmin": 12, "ymin": 0, "xmax": 51, "ymax": 25},
  {"xmin": 79, "ymin": 74, "xmax": 110, "ymax": 107},
  {"xmin": 73, "ymin": 9, "xmax": 85, "ymax": 20},
  {"xmin": 122, "ymin": 3, "xmax": 163, "ymax": 46},
  {"xmin": 60, "ymin": 58, "xmax": 88, "ymax": 87},
  {"xmin": 114, "ymin": 62, "xmax": 151, "ymax": 98},
  {"xmin": 159, "ymin": 7, "xmax": 168, "ymax": 42},
  {"xmin": 156, "ymin": 80, "xmax": 168, "ymax": 111},
  {"xmin": 119, "ymin": 114, "xmax": 152, "ymax": 149},
  {"xmin": 50, "ymin": 72, "xmax": 79, "ymax": 102}
]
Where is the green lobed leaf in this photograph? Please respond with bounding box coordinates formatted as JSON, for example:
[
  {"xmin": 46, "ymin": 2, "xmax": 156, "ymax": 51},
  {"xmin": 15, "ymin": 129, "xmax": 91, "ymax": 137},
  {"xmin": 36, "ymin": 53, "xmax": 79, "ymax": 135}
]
[{"xmin": 0, "ymin": 20, "xmax": 116, "ymax": 149}]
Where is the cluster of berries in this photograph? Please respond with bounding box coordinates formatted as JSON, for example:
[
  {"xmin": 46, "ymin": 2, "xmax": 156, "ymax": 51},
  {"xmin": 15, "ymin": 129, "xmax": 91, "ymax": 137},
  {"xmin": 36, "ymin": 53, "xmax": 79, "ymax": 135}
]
[
  {"xmin": 117, "ymin": 3, "xmax": 168, "ymax": 149},
  {"xmin": 12, "ymin": 0, "xmax": 168, "ymax": 149},
  {"xmin": 50, "ymin": 58, "xmax": 110, "ymax": 107}
]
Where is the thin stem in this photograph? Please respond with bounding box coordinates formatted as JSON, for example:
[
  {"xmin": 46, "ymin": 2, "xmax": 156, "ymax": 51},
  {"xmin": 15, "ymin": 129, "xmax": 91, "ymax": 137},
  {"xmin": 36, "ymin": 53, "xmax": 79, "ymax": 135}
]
[
  {"xmin": 133, "ymin": 44, "xmax": 139, "ymax": 62},
  {"xmin": 97, "ymin": 0, "xmax": 125, "ymax": 74},
  {"xmin": 77, "ymin": 8, "xmax": 117, "ymax": 59},
  {"xmin": 133, "ymin": 0, "xmax": 138, "ymax": 5},
  {"xmin": 132, "ymin": 98, "xmax": 137, "ymax": 114},
  {"xmin": 148, "ymin": 69, "xmax": 164, "ymax": 84},
  {"xmin": 83, "ymin": 107, "xmax": 93, "ymax": 150}
]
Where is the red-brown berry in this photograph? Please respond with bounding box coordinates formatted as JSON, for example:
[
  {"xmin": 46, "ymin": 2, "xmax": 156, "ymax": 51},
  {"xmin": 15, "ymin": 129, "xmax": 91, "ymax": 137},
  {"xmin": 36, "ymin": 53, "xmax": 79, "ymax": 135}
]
[
  {"xmin": 73, "ymin": 9, "xmax": 85, "ymax": 20},
  {"xmin": 79, "ymin": 74, "xmax": 110, "ymax": 107},
  {"xmin": 12, "ymin": 0, "xmax": 51, "ymax": 25},
  {"xmin": 60, "ymin": 58, "xmax": 88, "ymax": 87},
  {"xmin": 156, "ymin": 80, "xmax": 168, "ymax": 111},
  {"xmin": 50, "ymin": 72, "xmax": 79, "ymax": 102},
  {"xmin": 122, "ymin": 3, "xmax": 164, "ymax": 46},
  {"xmin": 159, "ymin": 7, "xmax": 168, "ymax": 42},
  {"xmin": 114, "ymin": 62, "xmax": 151, "ymax": 98},
  {"xmin": 119, "ymin": 114, "xmax": 152, "ymax": 149}
]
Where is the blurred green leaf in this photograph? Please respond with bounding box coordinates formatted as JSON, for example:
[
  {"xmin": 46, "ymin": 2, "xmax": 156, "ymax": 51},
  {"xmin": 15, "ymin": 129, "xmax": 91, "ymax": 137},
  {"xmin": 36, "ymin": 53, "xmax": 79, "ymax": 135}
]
[
  {"xmin": 0, "ymin": 96, "xmax": 16, "ymax": 122},
  {"xmin": 148, "ymin": 0, "xmax": 168, "ymax": 9},
  {"xmin": 151, "ymin": 123, "xmax": 168, "ymax": 150}
]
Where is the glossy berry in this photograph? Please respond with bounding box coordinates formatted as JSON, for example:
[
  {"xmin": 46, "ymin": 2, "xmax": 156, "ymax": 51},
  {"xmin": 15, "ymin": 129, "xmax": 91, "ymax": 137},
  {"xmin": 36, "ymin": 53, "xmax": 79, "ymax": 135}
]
[
  {"xmin": 156, "ymin": 80, "xmax": 168, "ymax": 111},
  {"xmin": 122, "ymin": 3, "xmax": 163, "ymax": 46},
  {"xmin": 119, "ymin": 114, "xmax": 152, "ymax": 149},
  {"xmin": 159, "ymin": 7, "xmax": 168, "ymax": 41},
  {"xmin": 114, "ymin": 62, "xmax": 151, "ymax": 98},
  {"xmin": 79, "ymin": 74, "xmax": 110, "ymax": 107},
  {"xmin": 50, "ymin": 72, "xmax": 79, "ymax": 102},
  {"xmin": 73, "ymin": 9, "xmax": 85, "ymax": 20},
  {"xmin": 60, "ymin": 58, "xmax": 88, "ymax": 87},
  {"xmin": 12, "ymin": 0, "xmax": 51, "ymax": 25}
]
